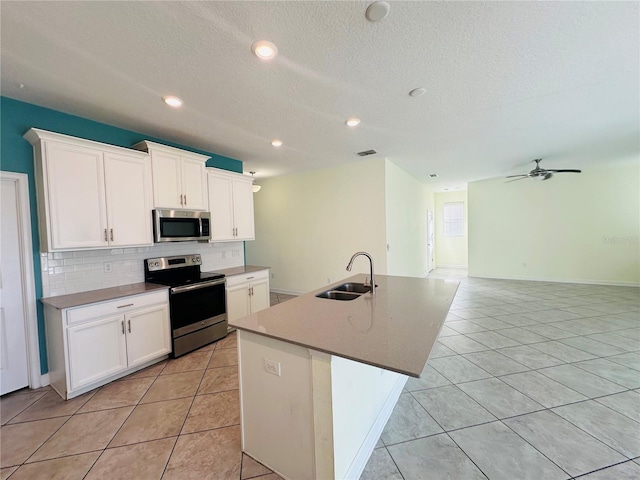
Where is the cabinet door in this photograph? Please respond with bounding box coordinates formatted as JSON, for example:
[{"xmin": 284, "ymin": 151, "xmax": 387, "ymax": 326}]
[
  {"xmin": 44, "ymin": 141, "xmax": 108, "ymax": 249},
  {"xmin": 125, "ymin": 304, "xmax": 171, "ymax": 368},
  {"xmin": 67, "ymin": 315, "xmax": 127, "ymax": 391},
  {"xmin": 181, "ymin": 158, "xmax": 207, "ymax": 210},
  {"xmin": 151, "ymin": 150, "xmax": 182, "ymax": 209},
  {"xmin": 104, "ymin": 152, "xmax": 153, "ymax": 247},
  {"xmin": 227, "ymin": 284, "xmax": 250, "ymax": 322},
  {"xmin": 208, "ymin": 173, "xmax": 235, "ymax": 241},
  {"xmin": 250, "ymin": 279, "xmax": 270, "ymax": 314},
  {"xmin": 232, "ymin": 177, "xmax": 255, "ymax": 241}
]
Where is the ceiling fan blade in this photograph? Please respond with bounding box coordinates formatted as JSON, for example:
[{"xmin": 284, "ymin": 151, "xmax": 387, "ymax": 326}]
[
  {"xmin": 506, "ymin": 174, "xmax": 528, "ymax": 178},
  {"xmin": 505, "ymin": 176, "xmax": 530, "ymax": 183},
  {"xmin": 546, "ymin": 169, "xmax": 582, "ymax": 173}
]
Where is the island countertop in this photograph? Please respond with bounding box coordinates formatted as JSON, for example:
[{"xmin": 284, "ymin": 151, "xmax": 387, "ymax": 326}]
[{"xmin": 229, "ymin": 273, "xmax": 459, "ymax": 377}]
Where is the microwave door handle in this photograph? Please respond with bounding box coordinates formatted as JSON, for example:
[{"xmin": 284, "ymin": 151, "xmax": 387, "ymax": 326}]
[{"xmin": 199, "ymin": 218, "xmax": 203, "ymax": 238}]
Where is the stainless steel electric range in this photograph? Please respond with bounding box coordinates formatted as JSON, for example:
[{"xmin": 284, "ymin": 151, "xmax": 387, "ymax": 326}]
[{"xmin": 144, "ymin": 254, "xmax": 226, "ymax": 357}]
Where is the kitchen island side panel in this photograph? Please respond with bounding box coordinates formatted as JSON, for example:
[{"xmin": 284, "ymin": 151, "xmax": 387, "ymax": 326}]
[
  {"xmin": 238, "ymin": 330, "xmax": 316, "ymax": 480},
  {"xmin": 331, "ymin": 355, "xmax": 406, "ymax": 479}
]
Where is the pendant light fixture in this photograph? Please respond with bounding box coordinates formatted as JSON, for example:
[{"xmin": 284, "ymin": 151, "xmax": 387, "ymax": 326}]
[{"xmin": 249, "ymin": 171, "xmax": 262, "ymax": 193}]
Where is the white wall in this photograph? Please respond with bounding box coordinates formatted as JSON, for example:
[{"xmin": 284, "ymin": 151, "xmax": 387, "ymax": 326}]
[
  {"xmin": 246, "ymin": 159, "xmax": 388, "ymax": 294},
  {"xmin": 435, "ymin": 190, "xmax": 468, "ymax": 268},
  {"xmin": 385, "ymin": 160, "xmax": 434, "ymax": 277},
  {"xmin": 468, "ymin": 161, "xmax": 640, "ymax": 285}
]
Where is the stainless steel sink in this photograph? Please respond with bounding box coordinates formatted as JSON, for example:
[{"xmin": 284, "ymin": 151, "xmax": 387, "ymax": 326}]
[
  {"xmin": 334, "ymin": 282, "xmax": 371, "ymax": 294},
  {"xmin": 315, "ymin": 282, "xmax": 377, "ymax": 300},
  {"xmin": 315, "ymin": 291, "xmax": 361, "ymax": 301}
]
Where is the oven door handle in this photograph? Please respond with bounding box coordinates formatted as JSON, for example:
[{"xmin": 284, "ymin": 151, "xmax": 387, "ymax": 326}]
[{"xmin": 170, "ymin": 278, "xmax": 226, "ymax": 294}]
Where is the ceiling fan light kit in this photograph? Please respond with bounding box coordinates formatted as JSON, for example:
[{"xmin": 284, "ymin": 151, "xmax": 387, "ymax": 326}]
[{"xmin": 506, "ymin": 159, "xmax": 582, "ymax": 182}]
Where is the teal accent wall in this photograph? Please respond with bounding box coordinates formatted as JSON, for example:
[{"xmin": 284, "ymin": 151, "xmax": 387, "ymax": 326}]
[{"xmin": 0, "ymin": 96, "xmax": 243, "ymax": 374}]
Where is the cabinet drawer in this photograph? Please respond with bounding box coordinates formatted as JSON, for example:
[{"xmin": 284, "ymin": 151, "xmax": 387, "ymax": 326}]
[
  {"xmin": 66, "ymin": 290, "xmax": 168, "ymax": 326},
  {"xmin": 225, "ymin": 269, "xmax": 269, "ymax": 287}
]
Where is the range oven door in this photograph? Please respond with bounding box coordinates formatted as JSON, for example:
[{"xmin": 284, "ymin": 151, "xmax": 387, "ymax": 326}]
[{"xmin": 169, "ymin": 278, "xmax": 226, "ymax": 338}]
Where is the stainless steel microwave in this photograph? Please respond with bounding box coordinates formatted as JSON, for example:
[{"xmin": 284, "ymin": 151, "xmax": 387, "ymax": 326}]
[{"xmin": 153, "ymin": 209, "xmax": 211, "ymax": 243}]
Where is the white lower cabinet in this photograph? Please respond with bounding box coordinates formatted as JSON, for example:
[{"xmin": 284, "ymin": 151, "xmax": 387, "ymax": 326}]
[
  {"xmin": 45, "ymin": 289, "xmax": 171, "ymax": 399},
  {"xmin": 67, "ymin": 315, "xmax": 128, "ymax": 391},
  {"xmin": 226, "ymin": 269, "xmax": 270, "ymax": 322}
]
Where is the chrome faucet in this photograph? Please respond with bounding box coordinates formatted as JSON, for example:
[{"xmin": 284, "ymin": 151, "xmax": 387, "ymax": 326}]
[{"xmin": 346, "ymin": 251, "xmax": 376, "ymax": 295}]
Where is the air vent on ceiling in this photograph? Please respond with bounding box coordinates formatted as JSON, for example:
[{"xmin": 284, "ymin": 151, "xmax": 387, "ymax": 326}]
[
  {"xmin": 429, "ymin": 173, "xmax": 439, "ymax": 178},
  {"xmin": 357, "ymin": 149, "xmax": 377, "ymax": 157}
]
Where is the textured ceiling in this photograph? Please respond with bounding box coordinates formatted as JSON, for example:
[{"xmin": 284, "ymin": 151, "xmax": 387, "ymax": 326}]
[{"xmin": 2, "ymin": 1, "xmax": 638, "ymax": 188}]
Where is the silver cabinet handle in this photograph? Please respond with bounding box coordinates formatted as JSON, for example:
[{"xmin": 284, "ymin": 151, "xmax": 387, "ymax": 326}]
[
  {"xmin": 128, "ymin": 319, "xmax": 131, "ymax": 333},
  {"xmin": 104, "ymin": 229, "xmax": 108, "ymax": 242},
  {"xmin": 179, "ymin": 194, "xmax": 183, "ymax": 205},
  {"xmin": 184, "ymin": 194, "xmax": 187, "ymax": 205},
  {"xmin": 121, "ymin": 320, "xmax": 125, "ymax": 335},
  {"xmin": 117, "ymin": 303, "xmax": 134, "ymax": 309},
  {"xmin": 110, "ymin": 228, "xmax": 114, "ymax": 241}
]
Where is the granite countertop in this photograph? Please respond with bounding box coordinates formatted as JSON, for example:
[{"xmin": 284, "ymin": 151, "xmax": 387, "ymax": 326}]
[
  {"xmin": 41, "ymin": 283, "xmax": 168, "ymax": 310},
  {"xmin": 229, "ymin": 273, "xmax": 459, "ymax": 377},
  {"xmin": 212, "ymin": 265, "xmax": 270, "ymax": 277}
]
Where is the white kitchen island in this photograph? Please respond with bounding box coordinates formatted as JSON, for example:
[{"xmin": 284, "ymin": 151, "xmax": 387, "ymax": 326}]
[{"xmin": 230, "ymin": 274, "xmax": 459, "ymax": 480}]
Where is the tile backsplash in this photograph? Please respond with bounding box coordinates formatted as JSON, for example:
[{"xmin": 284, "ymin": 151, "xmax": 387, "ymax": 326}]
[{"xmin": 40, "ymin": 241, "xmax": 245, "ymax": 297}]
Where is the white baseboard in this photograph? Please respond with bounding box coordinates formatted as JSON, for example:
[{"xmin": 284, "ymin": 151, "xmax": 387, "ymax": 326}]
[
  {"xmin": 436, "ymin": 264, "xmax": 468, "ymax": 269},
  {"xmin": 37, "ymin": 373, "xmax": 50, "ymax": 388},
  {"xmin": 468, "ymin": 273, "xmax": 640, "ymax": 287}
]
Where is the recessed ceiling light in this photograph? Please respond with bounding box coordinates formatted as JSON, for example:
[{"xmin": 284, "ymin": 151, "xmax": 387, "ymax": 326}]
[
  {"xmin": 346, "ymin": 118, "xmax": 361, "ymax": 127},
  {"xmin": 271, "ymin": 139, "xmax": 283, "ymax": 147},
  {"xmin": 162, "ymin": 95, "xmax": 183, "ymax": 108},
  {"xmin": 252, "ymin": 40, "xmax": 278, "ymax": 60},
  {"xmin": 409, "ymin": 87, "xmax": 426, "ymax": 97},
  {"xmin": 366, "ymin": 1, "xmax": 390, "ymax": 22}
]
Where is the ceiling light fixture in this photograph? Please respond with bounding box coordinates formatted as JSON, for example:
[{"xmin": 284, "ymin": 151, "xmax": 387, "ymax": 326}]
[
  {"xmin": 346, "ymin": 118, "xmax": 361, "ymax": 127},
  {"xmin": 271, "ymin": 139, "xmax": 283, "ymax": 147},
  {"xmin": 366, "ymin": 1, "xmax": 390, "ymax": 22},
  {"xmin": 249, "ymin": 171, "xmax": 262, "ymax": 193},
  {"xmin": 409, "ymin": 87, "xmax": 426, "ymax": 97},
  {"xmin": 162, "ymin": 95, "xmax": 183, "ymax": 108},
  {"xmin": 252, "ymin": 40, "xmax": 278, "ymax": 60}
]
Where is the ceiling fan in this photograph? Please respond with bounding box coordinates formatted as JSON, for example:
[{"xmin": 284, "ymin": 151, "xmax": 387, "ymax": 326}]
[{"xmin": 506, "ymin": 159, "xmax": 582, "ymax": 182}]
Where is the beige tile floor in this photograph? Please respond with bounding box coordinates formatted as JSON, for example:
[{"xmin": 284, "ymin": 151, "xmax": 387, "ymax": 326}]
[
  {"xmin": 3, "ymin": 279, "xmax": 639, "ymax": 480},
  {"xmin": 0, "ymin": 325, "xmax": 286, "ymax": 480}
]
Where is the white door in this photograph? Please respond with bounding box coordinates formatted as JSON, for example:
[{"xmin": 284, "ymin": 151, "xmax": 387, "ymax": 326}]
[
  {"xmin": 226, "ymin": 284, "xmax": 250, "ymax": 322},
  {"xmin": 125, "ymin": 304, "xmax": 171, "ymax": 368},
  {"xmin": 104, "ymin": 152, "xmax": 153, "ymax": 247},
  {"xmin": 250, "ymin": 279, "xmax": 270, "ymax": 314},
  {"xmin": 0, "ymin": 178, "xmax": 30, "ymax": 394},
  {"xmin": 151, "ymin": 150, "xmax": 183, "ymax": 209},
  {"xmin": 45, "ymin": 141, "xmax": 108, "ymax": 249},
  {"xmin": 208, "ymin": 173, "xmax": 235, "ymax": 241},
  {"xmin": 232, "ymin": 177, "xmax": 255, "ymax": 240},
  {"xmin": 427, "ymin": 209, "xmax": 435, "ymax": 273},
  {"xmin": 180, "ymin": 158, "xmax": 206, "ymax": 210},
  {"xmin": 67, "ymin": 315, "xmax": 128, "ymax": 391}
]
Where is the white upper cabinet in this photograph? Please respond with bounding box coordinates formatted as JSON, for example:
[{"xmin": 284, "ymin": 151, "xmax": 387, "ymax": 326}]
[
  {"xmin": 132, "ymin": 141, "xmax": 208, "ymax": 210},
  {"xmin": 207, "ymin": 168, "xmax": 255, "ymax": 242},
  {"xmin": 24, "ymin": 129, "xmax": 153, "ymax": 252},
  {"xmin": 103, "ymin": 152, "xmax": 152, "ymax": 247}
]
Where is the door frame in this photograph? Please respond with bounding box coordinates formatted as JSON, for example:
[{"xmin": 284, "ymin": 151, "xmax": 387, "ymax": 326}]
[
  {"xmin": 426, "ymin": 209, "xmax": 435, "ymax": 273},
  {"xmin": 1, "ymin": 171, "xmax": 42, "ymax": 389}
]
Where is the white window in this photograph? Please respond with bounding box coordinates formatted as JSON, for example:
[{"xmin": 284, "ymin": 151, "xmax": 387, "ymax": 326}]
[{"xmin": 443, "ymin": 202, "xmax": 464, "ymax": 237}]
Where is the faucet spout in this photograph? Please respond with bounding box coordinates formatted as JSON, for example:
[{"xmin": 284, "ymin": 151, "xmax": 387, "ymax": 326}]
[{"xmin": 346, "ymin": 251, "xmax": 376, "ymax": 295}]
